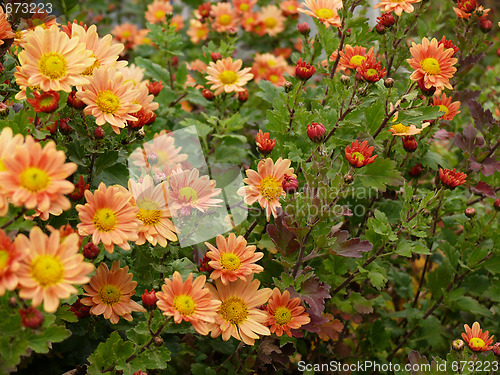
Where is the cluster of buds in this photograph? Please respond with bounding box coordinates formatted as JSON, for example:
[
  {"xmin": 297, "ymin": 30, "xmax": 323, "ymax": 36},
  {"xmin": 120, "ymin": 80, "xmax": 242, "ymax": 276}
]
[{"xmin": 375, "ymin": 13, "xmax": 395, "ymax": 34}]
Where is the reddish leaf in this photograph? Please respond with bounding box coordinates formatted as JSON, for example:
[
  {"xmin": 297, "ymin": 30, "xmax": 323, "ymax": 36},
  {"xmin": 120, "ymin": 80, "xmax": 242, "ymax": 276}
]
[
  {"xmin": 433, "ymin": 129, "xmax": 454, "ymax": 140},
  {"xmin": 468, "ymin": 100, "xmax": 495, "ymax": 133},
  {"xmin": 452, "ymin": 89, "xmax": 480, "ymax": 105},
  {"xmin": 266, "ymin": 210, "xmax": 300, "ymax": 256},
  {"xmin": 254, "ymin": 337, "xmax": 295, "ymax": 372},
  {"xmin": 287, "ymin": 276, "xmax": 331, "ymax": 319},
  {"xmin": 330, "ymin": 230, "xmax": 373, "ymax": 258},
  {"xmin": 454, "ymin": 124, "xmax": 484, "ymax": 153},
  {"xmin": 317, "ymin": 313, "xmax": 343, "ymax": 341},
  {"xmin": 471, "ymin": 181, "xmax": 496, "ymax": 197}
]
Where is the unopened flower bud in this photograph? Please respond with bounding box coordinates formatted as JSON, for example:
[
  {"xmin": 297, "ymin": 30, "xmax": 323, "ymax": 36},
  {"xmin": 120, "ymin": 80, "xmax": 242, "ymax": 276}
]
[
  {"xmin": 147, "ymin": 81, "xmax": 164, "ymax": 96},
  {"xmin": 494, "ymin": 198, "xmax": 500, "ymax": 211},
  {"xmin": 375, "ymin": 23, "xmax": 386, "ymax": 35},
  {"xmin": 282, "ymin": 174, "xmax": 299, "ymax": 194},
  {"xmin": 295, "ymin": 59, "xmax": 316, "ymax": 81},
  {"xmin": 344, "ymin": 173, "xmax": 354, "ymax": 184},
  {"xmin": 238, "ymin": 89, "xmax": 248, "ymax": 102},
  {"xmin": 147, "ymin": 152, "xmax": 159, "ymax": 166},
  {"xmin": 284, "ymin": 81, "xmax": 293, "ymax": 93},
  {"xmin": 8, "ymin": 296, "xmax": 17, "ymax": 308},
  {"xmin": 0, "ymin": 102, "xmax": 9, "ymax": 117},
  {"xmin": 137, "ymin": 128, "xmax": 145, "ymax": 139},
  {"xmin": 202, "ymin": 89, "xmax": 214, "ymax": 101},
  {"xmin": 153, "ymin": 336, "xmax": 163, "ymax": 346},
  {"xmin": 94, "ymin": 126, "xmax": 105, "ymax": 139},
  {"xmin": 306, "ymin": 122, "xmax": 326, "ymax": 143},
  {"xmin": 141, "ymin": 289, "xmax": 158, "ymax": 310},
  {"xmin": 228, "ymin": 27, "xmax": 238, "ymax": 37},
  {"xmin": 384, "ymin": 78, "xmax": 394, "ymax": 88},
  {"xmin": 402, "ymin": 136, "xmax": 418, "ymax": 152},
  {"xmin": 82, "ymin": 243, "xmax": 100, "ymax": 260},
  {"xmin": 479, "ymin": 18, "xmax": 492, "ymax": 33},
  {"xmin": 19, "ymin": 307, "xmax": 44, "ymax": 329},
  {"xmin": 340, "ymin": 75, "xmax": 350, "ymax": 85},
  {"xmin": 67, "ymin": 91, "xmax": 86, "ymax": 109},
  {"xmin": 58, "ymin": 118, "xmax": 72, "ymax": 134},
  {"xmin": 210, "ymin": 52, "xmax": 222, "ymax": 61},
  {"xmin": 377, "ymin": 13, "xmax": 395, "ymax": 27},
  {"xmin": 493, "ymin": 342, "xmax": 500, "ymax": 357},
  {"xmin": 133, "ymin": 371, "xmax": 148, "ymax": 375},
  {"xmin": 464, "ymin": 207, "xmax": 476, "ymax": 218},
  {"xmin": 154, "ymin": 172, "xmax": 167, "ymax": 184},
  {"xmin": 297, "ymin": 22, "xmax": 310, "ymax": 36},
  {"xmin": 422, "ymin": 209, "xmax": 430, "ymax": 217},
  {"xmin": 452, "ymin": 339, "xmax": 465, "ymax": 351}
]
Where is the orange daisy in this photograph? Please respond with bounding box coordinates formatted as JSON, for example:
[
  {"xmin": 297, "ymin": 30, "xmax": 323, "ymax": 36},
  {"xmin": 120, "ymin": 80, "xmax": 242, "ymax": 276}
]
[
  {"xmin": 187, "ymin": 19, "xmax": 209, "ymax": 44},
  {"xmin": 242, "ymin": 12, "xmax": 260, "ymax": 33},
  {"xmin": 251, "ymin": 53, "xmax": 291, "ymax": 83},
  {"xmin": 156, "ymin": 271, "xmax": 220, "ymax": 335},
  {"xmin": 81, "ymin": 261, "xmax": 146, "ymax": 324},
  {"xmin": 112, "ymin": 23, "xmax": 138, "ymax": 48},
  {"xmin": 298, "ymin": 0, "xmax": 343, "ymax": 28},
  {"xmin": 171, "ymin": 15, "xmax": 185, "ymax": 32},
  {"xmin": 0, "ymin": 135, "xmax": 76, "ymax": 214},
  {"xmin": 280, "ymin": 0, "xmax": 301, "ymax": 16},
  {"xmin": 407, "ymin": 37, "xmax": 458, "ymax": 91},
  {"xmin": 15, "ymin": 227, "xmax": 94, "ymax": 313},
  {"xmin": 205, "ymin": 233, "xmax": 264, "ymax": 285},
  {"xmin": 258, "ymin": 5, "xmax": 286, "ymax": 37},
  {"xmin": 233, "ymin": 0, "xmax": 257, "ymax": 14},
  {"xmin": 207, "ymin": 275, "xmax": 273, "ymax": 345},
  {"xmin": 128, "ymin": 176, "xmax": 177, "ymax": 247},
  {"xmin": 167, "ymin": 168, "xmax": 223, "ymax": 217},
  {"xmin": 76, "ymin": 67, "xmax": 142, "ymax": 134},
  {"xmin": 461, "ymin": 322, "xmax": 495, "ymax": 352},
  {"xmin": 237, "ymin": 158, "xmax": 295, "ymax": 221},
  {"xmin": 205, "ymin": 57, "xmax": 254, "ymax": 95},
  {"xmin": 338, "ymin": 45, "xmax": 375, "ymax": 71},
  {"xmin": 211, "ymin": 3, "xmax": 240, "ymax": 33},
  {"xmin": 17, "ymin": 24, "xmax": 94, "ymax": 92},
  {"xmin": 134, "ymin": 29, "xmax": 154, "ymax": 47},
  {"xmin": 0, "ymin": 12, "xmax": 15, "ymax": 46},
  {"xmin": 0, "ymin": 229, "xmax": 23, "ymax": 296},
  {"xmin": 374, "ymin": 0, "xmax": 421, "ymax": 16},
  {"xmin": 432, "ymin": 93, "xmax": 461, "ymax": 121},
  {"xmin": 13, "ymin": 10, "xmax": 58, "ymax": 48},
  {"xmin": 76, "ymin": 182, "xmax": 141, "ymax": 253},
  {"xmin": 264, "ymin": 289, "xmax": 310, "ymax": 337},
  {"xmin": 145, "ymin": 0, "xmax": 174, "ymax": 24},
  {"xmin": 0, "ymin": 128, "xmax": 24, "ymax": 216}
]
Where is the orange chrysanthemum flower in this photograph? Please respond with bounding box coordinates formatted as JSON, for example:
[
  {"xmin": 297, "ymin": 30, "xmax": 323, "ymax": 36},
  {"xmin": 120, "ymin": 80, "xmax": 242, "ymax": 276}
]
[
  {"xmin": 356, "ymin": 56, "xmax": 386, "ymax": 82},
  {"xmin": 167, "ymin": 168, "xmax": 223, "ymax": 217},
  {"xmin": 280, "ymin": 0, "xmax": 301, "ymax": 16},
  {"xmin": 264, "ymin": 289, "xmax": 310, "ymax": 337},
  {"xmin": 0, "ymin": 229, "xmax": 23, "ymax": 296},
  {"xmin": 112, "ymin": 23, "xmax": 138, "ymax": 47},
  {"xmin": 187, "ymin": 19, "xmax": 209, "ymax": 44},
  {"xmin": 256, "ymin": 129, "xmax": 276, "ymax": 155},
  {"xmin": 128, "ymin": 176, "xmax": 177, "ymax": 247},
  {"xmin": 15, "ymin": 227, "xmax": 94, "ymax": 312},
  {"xmin": 76, "ymin": 182, "xmax": 141, "ymax": 253},
  {"xmin": 207, "ymin": 275, "xmax": 273, "ymax": 345},
  {"xmin": 461, "ymin": 322, "xmax": 495, "ymax": 352},
  {"xmin": 76, "ymin": 67, "xmax": 141, "ymax": 134},
  {"xmin": 145, "ymin": 0, "xmax": 174, "ymax": 24},
  {"xmin": 81, "ymin": 261, "xmax": 146, "ymax": 324},
  {"xmin": 171, "ymin": 15, "xmax": 185, "ymax": 32},
  {"xmin": 205, "ymin": 57, "xmax": 254, "ymax": 96},
  {"xmin": 156, "ymin": 271, "xmax": 220, "ymax": 335},
  {"xmin": 233, "ymin": 0, "xmax": 257, "ymax": 14},
  {"xmin": 205, "ymin": 233, "xmax": 264, "ymax": 285},
  {"xmin": 210, "ymin": 3, "xmax": 240, "ymax": 33},
  {"xmin": 0, "ymin": 135, "xmax": 76, "ymax": 214},
  {"xmin": 374, "ymin": 0, "xmax": 421, "ymax": 17},
  {"xmin": 0, "ymin": 128, "xmax": 24, "ymax": 216},
  {"xmin": 0, "ymin": 13, "xmax": 15, "ymax": 45},
  {"xmin": 338, "ymin": 45, "xmax": 375, "ymax": 71},
  {"xmin": 258, "ymin": 5, "xmax": 286, "ymax": 37},
  {"xmin": 439, "ymin": 168, "xmax": 467, "ymax": 189},
  {"xmin": 407, "ymin": 37, "xmax": 458, "ymax": 91},
  {"xmin": 251, "ymin": 53, "xmax": 291, "ymax": 83},
  {"xmin": 16, "ymin": 25, "xmax": 94, "ymax": 92},
  {"xmin": 345, "ymin": 140, "xmax": 378, "ymax": 168},
  {"xmin": 432, "ymin": 93, "xmax": 461, "ymax": 121},
  {"xmin": 237, "ymin": 158, "xmax": 295, "ymax": 221},
  {"xmin": 298, "ymin": 0, "xmax": 343, "ymax": 28}
]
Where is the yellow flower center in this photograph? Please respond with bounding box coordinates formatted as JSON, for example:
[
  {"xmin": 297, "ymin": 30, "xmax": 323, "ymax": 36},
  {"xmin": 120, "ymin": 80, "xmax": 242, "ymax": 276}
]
[
  {"xmin": 391, "ymin": 123, "xmax": 409, "ymax": 134},
  {"xmin": 31, "ymin": 255, "xmax": 64, "ymax": 287},
  {"xmin": 219, "ymin": 14, "xmax": 232, "ymax": 26},
  {"xmin": 274, "ymin": 306, "xmax": 292, "ymax": 325},
  {"xmin": 0, "ymin": 250, "xmax": 9, "ymax": 270},
  {"xmin": 98, "ymin": 284, "xmax": 122, "ymax": 305},
  {"xmin": 137, "ymin": 199, "xmax": 162, "ymax": 225},
  {"xmin": 259, "ymin": 176, "xmax": 282, "ymax": 201},
  {"xmin": 269, "ymin": 74, "xmax": 279, "ymax": 83},
  {"xmin": 288, "ymin": 5, "xmax": 296, "ymax": 10},
  {"xmin": 122, "ymin": 31, "xmax": 131, "ymax": 38},
  {"xmin": 196, "ymin": 29, "xmax": 207, "ymax": 38},
  {"xmin": 316, "ymin": 8, "xmax": 334, "ymax": 19},
  {"xmin": 267, "ymin": 60, "xmax": 276, "ymax": 67},
  {"xmin": 220, "ymin": 253, "xmax": 242, "ymax": 271},
  {"xmin": 420, "ymin": 58, "xmax": 441, "ymax": 75},
  {"xmin": 179, "ymin": 186, "xmax": 198, "ymax": 203},
  {"xmin": 173, "ymin": 294, "xmax": 196, "ymax": 315},
  {"xmin": 82, "ymin": 54, "xmax": 100, "ymax": 76},
  {"xmin": 366, "ymin": 68, "xmax": 378, "ymax": 77},
  {"xmin": 438, "ymin": 105, "xmax": 449, "ymax": 116},
  {"xmin": 245, "ymin": 17, "xmax": 255, "ymax": 25},
  {"xmin": 0, "ymin": 158, "xmax": 5, "ymax": 171},
  {"xmin": 142, "ymin": 37, "xmax": 152, "ymax": 45},
  {"xmin": 219, "ymin": 70, "xmax": 239, "ymax": 85},
  {"xmin": 155, "ymin": 10, "xmax": 166, "ymax": 20},
  {"xmin": 96, "ymin": 90, "xmax": 121, "ymax": 114},
  {"xmin": 93, "ymin": 208, "xmax": 117, "ymax": 232},
  {"xmin": 240, "ymin": 4, "xmax": 249, "ymax": 11},
  {"xmin": 264, "ymin": 17, "xmax": 278, "ymax": 29},
  {"xmin": 351, "ymin": 151, "xmax": 365, "ymax": 163},
  {"xmin": 469, "ymin": 337, "xmax": 486, "ymax": 348},
  {"xmin": 219, "ymin": 296, "xmax": 248, "ymax": 324},
  {"xmin": 19, "ymin": 167, "xmax": 50, "ymax": 192},
  {"xmin": 349, "ymin": 55, "xmax": 366, "ymax": 67},
  {"xmin": 38, "ymin": 52, "xmax": 67, "ymax": 80}
]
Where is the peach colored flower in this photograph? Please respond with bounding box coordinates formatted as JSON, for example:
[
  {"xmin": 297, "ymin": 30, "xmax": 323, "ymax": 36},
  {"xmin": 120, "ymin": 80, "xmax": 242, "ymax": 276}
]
[
  {"xmin": 15, "ymin": 226, "xmax": 94, "ymax": 312},
  {"xmin": 76, "ymin": 67, "xmax": 141, "ymax": 134},
  {"xmin": 112, "ymin": 23, "xmax": 138, "ymax": 48},
  {"xmin": 338, "ymin": 45, "xmax": 375, "ymax": 71},
  {"xmin": 16, "ymin": 25, "xmax": 94, "ymax": 92},
  {"xmin": 187, "ymin": 19, "xmax": 209, "ymax": 44},
  {"xmin": 0, "ymin": 12, "xmax": 14, "ymax": 46},
  {"xmin": 211, "ymin": 3, "xmax": 240, "ymax": 33},
  {"xmin": 264, "ymin": 289, "xmax": 310, "ymax": 337},
  {"xmin": 0, "ymin": 229, "xmax": 23, "ymax": 296},
  {"xmin": 237, "ymin": 157, "xmax": 295, "ymax": 221},
  {"xmin": 258, "ymin": 5, "xmax": 286, "ymax": 37},
  {"xmin": 156, "ymin": 271, "xmax": 220, "ymax": 335},
  {"xmin": 374, "ymin": 0, "xmax": 421, "ymax": 17},
  {"xmin": 145, "ymin": 0, "xmax": 173, "ymax": 24},
  {"xmin": 241, "ymin": 12, "xmax": 260, "ymax": 32},
  {"xmin": 0, "ymin": 135, "xmax": 76, "ymax": 214},
  {"xmin": 207, "ymin": 275, "xmax": 273, "ymax": 345},
  {"xmin": 205, "ymin": 57, "xmax": 254, "ymax": 95},
  {"xmin": 432, "ymin": 93, "xmax": 461, "ymax": 121},
  {"xmin": 134, "ymin": 29, "xmax": 154, "ymax": 47},
  {"xmin": 389, "ymin": 122, "xmax": 430, "ymax": 136},
  {"xmin": 13, "ymin": 10, "xmax": 58, "ymax": 48},
  {"xmin": 205, "ymin": 233, "xmax": 264, "ymax": 285},
  {"xmin": 280, "ymin": 0, "xmax": 301, "ymax": 16},
  {"xmin": 461, "ymin": 322, "xmax": 495, "ymax": 351},
  {"xmin": 0, "ymin": 128, "xmax": 24, "ymax": 216},
  {"xmin": 251, "ymin": 53, "xmax": 291, "ymax": 83},
  {"xmin": 171, "ymin": 15, "xmax": 185, "ymax": 31},
  {"xmin": 76, "ymin": 182, "xmax": 141, "ymax": 253},
  {"xmin": 298, "ymin": 0, "xmax": 343, "ymax": 28},
  {"xmin": 233, "ymin": 0, "xmax": 257, "ymax": 13},
  {"xmin": 81, "ymin": 261, "xmax": 146, "ymax": 324},
  {"xmin": 118, "ymin": 64, "xmax": 146, "ymax": 87},
  {"xmin": 407, "ymin": 37, "xmax": 458, "ymax": 91},
  {"xmin": 128, "ymin": 176, "xmax": 177, "ymax": 247}
]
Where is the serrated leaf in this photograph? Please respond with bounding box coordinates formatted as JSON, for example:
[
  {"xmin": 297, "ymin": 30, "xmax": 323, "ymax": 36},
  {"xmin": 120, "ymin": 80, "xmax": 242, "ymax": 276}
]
[
  {"xmin": 357, "ymin": 158, "xmax": 404, "ymax": 192},
  {"xmin": 28, "ymin": 325, "xmax": 71, "ymax": 354},
  {"xmin": 87, "ymin": 331, "xmax": 135, "ymax": 375}
]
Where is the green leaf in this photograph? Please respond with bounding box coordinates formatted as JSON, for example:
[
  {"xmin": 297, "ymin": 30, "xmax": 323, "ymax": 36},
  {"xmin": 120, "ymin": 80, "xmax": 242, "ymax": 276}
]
[
  {"xmin": 356, "ymin": 158, "xmax": 404, "ymax": 192},
  {"xmin": 135, "ymin": 57, "xmax": 170, "ymax": 84},
  {"xmin": 28, "ymin": 325, "xmax": 71, "ymax": 354},
  {"xmin": 125, "ymin": 347, "xmax": 171, "ymax": 374},
  {"xmin": 94, "ymin": 151, "xmax": 119, "ymax": 175},
  {"xmin": 87, "ymin": 331, "xmax": 135, "ymax": 375},
  {"xmin": 0, "ymin": 337, "xmax": 29, "ymax": 372}
]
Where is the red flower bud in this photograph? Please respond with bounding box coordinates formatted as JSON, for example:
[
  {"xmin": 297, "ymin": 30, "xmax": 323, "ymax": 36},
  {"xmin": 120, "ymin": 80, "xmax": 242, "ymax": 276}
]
[
  {"xmin": 295, "ymin": 58, "xmax": 316, "ymax": 81},
  {"xmin": 69, "ymin": 299, "xmax": 91, "ymax": 318},
  {"xmin": 141, "ymin": 289, "xmax": 158, "ymax": 310},
  {"xmin": 67, "ymin": 90, "xmax": 86, "ymax": 110},
  {"xmin": 479, "ymin": 17, "xmax": 492, "ymax": 33},
  {"xmin": 238, "ymin": 88, "xmax": 248, "ymax": 102},
  {"xmin": 493, "ymin": 342, "xmax": 500, "ymax": 356},
  {"xmin": 408, "ymin": 163, "xmax": 423, "ymax": 177},
  {"xmin": 171, "ymin": 56, "xmax": 179, "ymax": 68},
  {"xmin": 211, "ymin": 52, "xmax": 222, "ymax": 61},
  {"xmin": 417, "ymin": 77, "xmax": 436, "ymax": 96},
  {"xmin": 375, "ymin": 23, "xmax": 386, "ymax": 35},
  {"xmin": 147, "ymin": 81, "xmax": 164, "ymax": 96},
  {"xmin": 297, "ymin": 22, "xmax": 310, "ymax": 36},
  {"xmin": 307, "ymin": 122, "xmax": 326, "ymax": 143},
  {"xmin": 199, "ymin": 253, "xmax": 213, "ymax": 272},
  {"xmin": 58, "ymin": 117, "xmax": 72, "ymax": 135},
  {"xmin": 82, "ymin": 242, "xmax": 100, "ymax": 260},
  {"xmin": 94, "ymin": 126, "xmax": 105, "ymax": 139},
  {"xmin": 402, "ymin": 136, "xmax": 418, "ymax": 152},
  {"xmin": 494, "ymin": 198, "xmax": 500, "ymax": 211},
  {"xmin": 282, "ymin": 174, "xmax": 299, "ymax": 194},
  {"xmin": 464, "ymin": 207, "xmax": 476, "ymax": 218},
  {"xmin": 69, "ymin": 175, "xmax": 90, "ymax": 201},
  {"xmin": 458, "ymin": 0, "xmax": 476, "ymax": 13},
  {"xmin": 0, "ymin": 102, "xmax": 9, "ymax": 117},
  {"xmin": 256, "ymin": 129, "xmax": 276, "ymax": 155},
  {"xmin": 46, "ymin": 121, "xmax": 58, "ymax": 135},
  {"xmin": 202, "ymin": 89, "xmax": 214, "ymax": 101},
  {"xmin": 377, "ymin": 13, "xmax": 395, "ymax": 27},
  {"xmin": 19, "ymin": 307, "xmax": 44, "ymax": 329},
  {"xmin": 439, "ymin": 168, "xmax": 467, "ymax": 189}
]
